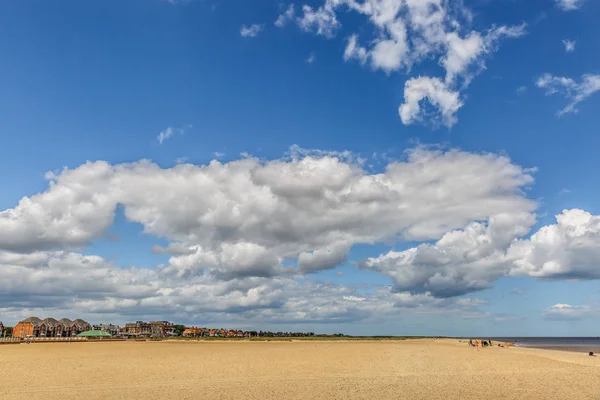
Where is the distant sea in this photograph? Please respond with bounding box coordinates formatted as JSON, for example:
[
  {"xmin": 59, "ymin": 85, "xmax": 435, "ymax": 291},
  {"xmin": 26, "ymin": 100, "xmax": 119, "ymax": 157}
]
[{"xmin": 485, "ymin": 337, "xmax": 600, "ymax": 354}]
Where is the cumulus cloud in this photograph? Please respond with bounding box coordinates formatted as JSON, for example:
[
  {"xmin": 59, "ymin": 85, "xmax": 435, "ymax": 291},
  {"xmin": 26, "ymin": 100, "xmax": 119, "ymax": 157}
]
[
  {"xmin": 555, "ymin": 0, "xmax": 584, "ymax": 11},
  {"xmin": 442, "ymin": 25, "xmax": 525, "ymax": 84},
  {"xmin": 298, "ymin": 242, "xmax": 350, "ymax": 273},
  {"xmin": 364, "ymin": 207, "xmax": 600, "ymax": 298},
  {"xmin": 4, "ymin": 148, "xmax": 600, "ymax": 324},
  {"xmin": 509, "ymin": 209, "xmax": 600, "ymax": 279},
  {"xmin": 399, "ymin": 77, "xmax": 463, "ymax": 127},
  {"xmin": 0, "ymin": 147, "xmax": 535, "ymax": 281},
  {"xmin": 536, "ymin": 73, "xmax": 600, "ymax": 115},
  {"xmin": 0, "ymin": 247, "xmax": 491, "ymax": 326},
  {"xmin": 291, "ymin": 0, "xmax": 526, "ymax": 127},
  {"xmin": 362, "ymin": 212, "xmax": 536, "ymax": 297},
  {"xmin": 562, "ymin": 39, "xmax": 576, "ymax": 53},
  {"xmin": 240, "ymin": 24, "xmax": 264, "ymax": 38}
]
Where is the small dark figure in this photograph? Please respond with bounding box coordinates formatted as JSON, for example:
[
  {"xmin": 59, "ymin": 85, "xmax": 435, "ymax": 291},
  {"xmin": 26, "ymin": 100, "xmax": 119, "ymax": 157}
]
[{"xmin": 589, "ymin": 352, "xmax": 594, "ymax": 356}]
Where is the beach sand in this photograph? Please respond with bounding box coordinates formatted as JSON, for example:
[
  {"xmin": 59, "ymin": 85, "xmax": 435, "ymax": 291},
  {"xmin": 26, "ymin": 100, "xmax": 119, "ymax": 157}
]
[{"xmin": 1, "ymin": 339, "xmax": 599, "ymax": 399}]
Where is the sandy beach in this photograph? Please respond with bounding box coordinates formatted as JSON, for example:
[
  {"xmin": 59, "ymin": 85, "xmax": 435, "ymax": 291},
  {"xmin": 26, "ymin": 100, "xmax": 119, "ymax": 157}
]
[{"xmin": 1, "ymin": 339, "xmax": 599, "ymax": 400}]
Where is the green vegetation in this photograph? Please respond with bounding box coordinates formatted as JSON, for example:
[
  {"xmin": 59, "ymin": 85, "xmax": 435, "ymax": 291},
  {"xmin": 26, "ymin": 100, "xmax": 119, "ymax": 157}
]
[{"xmin": 172, "ymin": 324, "xmax": 186, "ymax": 336}]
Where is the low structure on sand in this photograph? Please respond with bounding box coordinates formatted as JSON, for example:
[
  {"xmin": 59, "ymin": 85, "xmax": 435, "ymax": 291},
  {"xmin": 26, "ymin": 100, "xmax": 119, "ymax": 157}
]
[{"xmin": 77, "ymin": 330, "xmax": 112, "ymax": 338}]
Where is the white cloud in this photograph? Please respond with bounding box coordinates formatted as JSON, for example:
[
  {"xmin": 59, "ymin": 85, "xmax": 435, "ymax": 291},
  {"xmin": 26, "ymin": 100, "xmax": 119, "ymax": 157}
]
[
  {"xmin": 536, "ymin": 73, "xmax": 600, "ymax": 115},
  {"xmin": 0, "ymin": 147, "xmax": 535, "ymax": 282},
  {"xmin": 364, "ymin": 207, "xmax": 600, "ymax": 298},
  {"xmin": 509, "ymin": 209, "xmax": 600, "ymax": 279},
  {"xmin": 544, "ymin": 304, "xmax": 594, "ymax": 320},
  {"xmin": 298, "ymin": 242, "xmax": 350, "ymax": 273},
  {"xmin": 293, "ymin": 0, "xmax": 526, "ymax": 127},
  {"xmin": 399, "ymin": 77, "xmax": 463, "ymax": 127},
  {"xmin": 455, "ymin": 298, "xmax": 488, "ymax": 307},
  {"xmin": 275, "ymin": 4, "xmax": 296, "ymax": 28},
  {"xmin": 362, "ymin": 212, "xmax": 536, "ymax": 297},
  {"xmin": 517, "ymin": 86, "xmax": 527, "ymax": 94},
  {"xmin": 6, "ymin": 146, "xmax": 600, "ymax": 322},
  {"xmin": 296, "ymin": 4, "xmax": 340, "ymax": 38},
  {"xmin": 157, "ymin": 127, "xmax": 181, "ymax": 144},
  {"xmin": 213, "ymin": 152, "xmax": 225, "ymax": 158},
  {"xmin": 555, "ymin": 0, "xmax": 584, "ymax": 11},
  {"xmin": 344, "ymin": 34, "xmax": 368, "ymax": 65},
  {"xmin": 0, "ymin": 246, "xmax": 496, "ymax": 326},
  {"xmin": 442, "ymin": 32, "xmax": 484, "ymax": 84},
  {"xmin": 562, "ymin": 39, "xmax": 576, "ymax": 53},
  {"xmin": 306, "ymin": 52, "xmax": 317, "ymax": 64},
  {"xmin": 240, "ymin": 24, "xmax": 264, "ymax": 38}
]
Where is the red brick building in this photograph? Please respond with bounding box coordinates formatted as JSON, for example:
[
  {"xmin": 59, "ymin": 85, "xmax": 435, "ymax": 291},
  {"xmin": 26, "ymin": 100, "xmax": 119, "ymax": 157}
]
[{"xmin": 12, "ymin": 317, "xmax": 91, "ymax": 338}]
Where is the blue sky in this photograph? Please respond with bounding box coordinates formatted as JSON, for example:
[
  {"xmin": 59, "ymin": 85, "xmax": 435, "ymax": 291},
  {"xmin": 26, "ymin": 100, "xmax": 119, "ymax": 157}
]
[{"xmin": 0, "ymin": 0, "xmax": 599, "ymax": 335}]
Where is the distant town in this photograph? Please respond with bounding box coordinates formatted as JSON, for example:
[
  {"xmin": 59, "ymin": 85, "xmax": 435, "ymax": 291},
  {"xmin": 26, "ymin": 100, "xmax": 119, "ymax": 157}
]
[{"xmin": 0, "ymin": 317, "xmax": 336, "ymax": 340}]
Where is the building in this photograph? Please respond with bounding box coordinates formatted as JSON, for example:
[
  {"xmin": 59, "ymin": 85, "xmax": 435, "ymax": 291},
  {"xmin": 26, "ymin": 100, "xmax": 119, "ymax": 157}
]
[
  {"xmin": 150, "ymin": 321, "xmax": 175, "ymax": 337},
  {"xmin": 124, "ymin": 321, "xmax": 152, "ymax": 337},
  {"xmin": 183, "ymin": 327, "xmax": 206, "ymax": 337},
  {"xmin": 12, "ymin": 317, "xmax": 91, "ymax": 338},
  {"xmin": 92, "ymin": 324, "xmax": 121, "ymax": 337}
]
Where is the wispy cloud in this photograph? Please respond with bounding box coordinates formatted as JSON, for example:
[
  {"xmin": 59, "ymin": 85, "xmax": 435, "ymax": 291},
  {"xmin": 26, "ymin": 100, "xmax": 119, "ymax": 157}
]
[
  {"xmin": 544, "ymin": 304, "xmax": 595, "ymax": 320},
  {"xmin": 555, "ymin": 0, "xmax": 584, "ymax": 11},
  {"xmin": 275, "ymin": 4, "xmax": 295, "ymax": 28},
  {"xmin": 517, "ymin": 86, "xmax": 527, "ymax": 94},
  {"xmin": 240, "ymin": 24, "xmax": 264, "ymax": 38},
  {"xmin": 157, "ymin": 125, "xmax": 189, "ymax": 144},
  {"xmin": 562, "ymin": 39, "xmax": 576, "ymax": 53},
  {"xmin": 306, "ymin": 52, "xmax": 317, "ymax": 64},
  {"xmin": 511, "ymin": 288, "xmax": 525, "ymax": 295},
  {"xmin": 213, "ymin": 152, "xmax": 225, "ymax": 158},
  {"xmin": 536, "ymin": 73, "xmax": 600, "ymax": 116}
]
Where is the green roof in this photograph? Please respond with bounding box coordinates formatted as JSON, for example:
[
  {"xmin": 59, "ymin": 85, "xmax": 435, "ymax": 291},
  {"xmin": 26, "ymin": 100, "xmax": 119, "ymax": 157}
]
[{"xmin": 76, "ymin": 330, "xmax": 112, "ymax": 337}]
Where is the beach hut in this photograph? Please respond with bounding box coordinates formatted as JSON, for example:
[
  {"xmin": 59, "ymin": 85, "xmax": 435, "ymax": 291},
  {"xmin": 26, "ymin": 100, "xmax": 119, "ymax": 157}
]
[{"xmin": 76, "ymin": 330, "xmax": 112, "ymax": 338}]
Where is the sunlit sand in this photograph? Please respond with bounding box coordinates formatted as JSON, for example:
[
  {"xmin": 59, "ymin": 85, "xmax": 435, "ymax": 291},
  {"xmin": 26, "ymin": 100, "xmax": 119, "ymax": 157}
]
[{"xmin": 1, "ymin": 339, "xmax": 599, "ymax": 399}]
